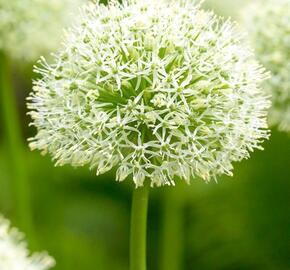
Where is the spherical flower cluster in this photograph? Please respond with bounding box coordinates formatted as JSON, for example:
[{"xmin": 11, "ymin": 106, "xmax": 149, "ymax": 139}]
[
  {"xmin": 241, "ymin": 0, "xmax": 290, "ymax": 132},
  {"xmin": 0, "ymin": 215, "xmax": 55, "ymax": 270},
  {"xmin": 28, "ymin": 0, "xmax": 270, "ymax": 187},
  {"xmin": 0, "ymin": 0, "xmax": 84, "ymax": 62}
]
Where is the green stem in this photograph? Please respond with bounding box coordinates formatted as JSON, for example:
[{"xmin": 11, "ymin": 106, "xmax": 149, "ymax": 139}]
[
  {"xmin": 130, "ymin": 184, "xmax": 149, "ymax": 270},
  {"xmin": 0, "ymin": 52, "xmax": 34, "ymax": 239},
  {"xmin": 160, "ymin": 188, "xmax": 184, "ymax": 270}
]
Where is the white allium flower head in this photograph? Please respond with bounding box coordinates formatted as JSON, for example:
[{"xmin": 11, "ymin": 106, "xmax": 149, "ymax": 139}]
[
  {"xmin": 241, "ymin": 0, "xmax": 290, "ymax": 132},
  {"xmin": 0, "ymin": 0, "xmax": 84, "ymax": 62},
  {"xmin": 0, "ymin": 215, "xmax": 55, "ymax": 270},
  {"xmin": 28, "ymin": 0, "xmax": 270, "ymax": 187}
]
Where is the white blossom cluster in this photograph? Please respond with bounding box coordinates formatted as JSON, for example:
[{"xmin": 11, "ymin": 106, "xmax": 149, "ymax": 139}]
[
  {"xmin": 241, "ymin": 0, "xmax": 290, "ymax": 132},
  {"xmin": 0, "ymin": 216, "xmax": 55, "ymax": 270},
  {"xmin": 0, "ymin": 0, "xmax": 84, "ymax": 62},
  {"xmin": 28, "ymin": 0, "xmax": 270, "ymax": 187}
]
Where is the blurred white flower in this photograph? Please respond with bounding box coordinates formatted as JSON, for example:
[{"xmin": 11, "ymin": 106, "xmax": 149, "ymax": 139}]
[
  {"xmin": 0, "ymin": 0, "xmax": 85, "ymax": 62},
  {"xmin": 0, "ymin": 215, "xmax": 55, "ymax": 270},
  {"xmin": 28, "ymin": 0, "xmax": 270, "ymax": 187},
  {"xmin": 241, "ymin": 0, "xmax": 290, "ymax": 132}
]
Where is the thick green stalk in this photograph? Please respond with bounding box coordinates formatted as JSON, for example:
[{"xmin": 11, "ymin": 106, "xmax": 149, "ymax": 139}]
[
  {"xmin": 0, "ymin": 52, "xmax": 33, "ymax": 238},
  {"xmin": 130, "ymin": 184, "xmax": 149, "ymax": 270},
  {"xmin": 160, "ymin": 188, "xmax": 184, "ymax": 270}
]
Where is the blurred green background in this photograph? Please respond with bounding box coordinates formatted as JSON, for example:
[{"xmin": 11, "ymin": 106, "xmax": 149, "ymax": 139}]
[{"xmin": 0, "ymin": 1, "xmax": 290, "ymax": 270}]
